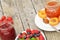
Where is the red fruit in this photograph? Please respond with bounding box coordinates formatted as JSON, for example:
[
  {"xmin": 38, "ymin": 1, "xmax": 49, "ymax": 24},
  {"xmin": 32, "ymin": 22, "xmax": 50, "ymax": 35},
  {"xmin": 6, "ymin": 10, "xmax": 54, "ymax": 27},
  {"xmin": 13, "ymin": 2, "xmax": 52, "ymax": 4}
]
[
  {"xmin": 23, "ymin": 32, "xmax": 27, "ymax": 35},
  {"xmin": 39, "ymin": 34, "xmax": 44, "ymax": 40},
  {"xmin": 26, "ymin": 29, "xmax": 31, "ymax": 33},
  {"xmin": 18, "ymin": 35, "xmax": 23, "ymax": 38},
  {"xmin": 7, "ymin": 17, "xmax": 13, "ymax": 24},
  {"xmin": 7, "ymin": 16, "xmax": 13, "ymax": 21},
  {"xmin": 27, "ymin": 35, "xmax": 30, "ymax": 38},
  {"xmin": 31, "ymin": 30, "xmax": 40, "ymax": 34},
  {"xmin": 1, "ymin": 16, "xmax": 6, "ymax": 21},
  {"xmin": 34, "ymin": 30, "xmax": 40, "ymax": 34},
  {"xmin": 31, "ymin": 30, "xmax": 35, "ymax": 34}
]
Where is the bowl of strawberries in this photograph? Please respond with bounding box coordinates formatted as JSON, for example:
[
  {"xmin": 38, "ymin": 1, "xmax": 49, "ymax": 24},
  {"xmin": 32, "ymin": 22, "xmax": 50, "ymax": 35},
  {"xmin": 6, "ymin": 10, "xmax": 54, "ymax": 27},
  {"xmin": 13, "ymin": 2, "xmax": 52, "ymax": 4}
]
[{"xmin": 15, "ymin": 29, "xmax": 46, "ymax": 40}]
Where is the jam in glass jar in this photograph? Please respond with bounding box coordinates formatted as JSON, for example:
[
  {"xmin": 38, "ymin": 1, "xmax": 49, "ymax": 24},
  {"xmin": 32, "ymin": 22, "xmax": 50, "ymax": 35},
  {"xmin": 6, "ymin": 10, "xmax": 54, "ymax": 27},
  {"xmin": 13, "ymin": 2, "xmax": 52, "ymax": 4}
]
[
  {"xmin": 0, "ymin": 21, "xmax": 16, "ymax": 40},
  {"xmin": 45, "ymin": 0, "xmax": 60, "ymax": 18}
]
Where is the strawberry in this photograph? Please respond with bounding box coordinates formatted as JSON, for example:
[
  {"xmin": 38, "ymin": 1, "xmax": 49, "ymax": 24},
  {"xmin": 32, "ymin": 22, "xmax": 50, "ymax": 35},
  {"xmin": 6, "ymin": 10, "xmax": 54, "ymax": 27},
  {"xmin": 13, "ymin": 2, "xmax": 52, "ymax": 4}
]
[
  {"xmin": 31, "ymin": 30, "xmax": 35, "ymax": 34},
  {"xmin": 7, "ymin": 16, "xmax": 13, "ymax": 24},
  {"xmin": 34, "ymin": 30, "xmax": 40, "ymax": 34},
  {"xmin": 39, "ymin": 34, "xmax": 44, "ymax": 40},
  {"xmin": 27, "ymin": 35, "xmax": 30, "ymax": 38},
  {"xmin": 1, "ymin": 16, "xmax": 6, "ymax": 21},
  {"xmin": 26, "ymin": 29, "xmax": 31, "ymax": 33},
  {"xmin": 7, "ymin": 16, "xmax": 13, "ymax": 21},
  {"xmin": 31, "ymin": 30, "xmax": 39, "ymax": 34},
  {"xmin": 18, "ymin": 35, "xmax": 23, "ymax": 39}
]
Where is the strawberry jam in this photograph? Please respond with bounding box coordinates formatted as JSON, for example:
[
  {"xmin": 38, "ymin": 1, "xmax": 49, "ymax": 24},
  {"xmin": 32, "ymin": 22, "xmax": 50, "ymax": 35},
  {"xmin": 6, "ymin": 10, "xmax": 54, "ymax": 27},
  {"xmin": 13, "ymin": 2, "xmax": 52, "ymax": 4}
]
[{"xmin": 0, "ymin": 23, "xmax": 16, "ymax": 40}]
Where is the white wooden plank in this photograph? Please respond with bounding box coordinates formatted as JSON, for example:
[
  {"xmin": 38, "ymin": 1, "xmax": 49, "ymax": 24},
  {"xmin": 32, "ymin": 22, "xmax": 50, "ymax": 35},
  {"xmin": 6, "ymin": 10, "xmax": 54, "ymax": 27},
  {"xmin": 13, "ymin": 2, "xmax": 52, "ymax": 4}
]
[
  {"xmin": 14, "ymin": 0, "xmax": 30, "ymax": 30},
  {"xmin": 0, "ymin": 1, "xmax": 3, "ymax": 40},
  {"xmin": 0, "ymin": 1, "xmax": 3, "ymax": 18},
  {"xmin": 21, "ymin": 0, "xmax": 38, "ymax": 29},
  {"xmin": 15, "ymin": 0, "xmax": 41, "ymax": 30},
  {"xmin": 44, "ymin": 31, "xmax": 60, "ymax": 40},
  {"xmin": 31, "ymin": 0, "xmax": 44, "ymax": 12}
]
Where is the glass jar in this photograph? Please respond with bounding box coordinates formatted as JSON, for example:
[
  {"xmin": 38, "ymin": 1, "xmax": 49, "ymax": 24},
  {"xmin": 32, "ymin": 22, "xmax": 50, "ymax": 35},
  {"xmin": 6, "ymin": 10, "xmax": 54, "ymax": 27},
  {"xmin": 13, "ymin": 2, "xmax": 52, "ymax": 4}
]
[
  {"xmin": 45, "ymin": 0, "xmax": 60, "ymax": 18},
  {"xmin": 0, "ymin": 22, "xmax": 16, "ymax": 40}
]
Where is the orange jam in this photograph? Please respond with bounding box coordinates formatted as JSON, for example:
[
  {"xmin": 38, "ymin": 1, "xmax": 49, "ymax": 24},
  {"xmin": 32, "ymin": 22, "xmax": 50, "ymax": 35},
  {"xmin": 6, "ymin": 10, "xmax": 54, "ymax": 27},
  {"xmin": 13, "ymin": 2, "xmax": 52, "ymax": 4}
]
[{"xmin": 45, "ymin": 1, "xmax": 60, "ymax": 18}]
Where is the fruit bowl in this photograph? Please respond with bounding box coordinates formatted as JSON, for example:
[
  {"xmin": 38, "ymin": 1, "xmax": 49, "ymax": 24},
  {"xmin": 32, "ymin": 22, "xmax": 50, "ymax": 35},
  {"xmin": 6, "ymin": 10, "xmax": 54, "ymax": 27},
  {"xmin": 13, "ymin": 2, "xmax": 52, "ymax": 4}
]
[{"xmin": 15, "ymin": 29, "xmax": 46, "ymax": 40}]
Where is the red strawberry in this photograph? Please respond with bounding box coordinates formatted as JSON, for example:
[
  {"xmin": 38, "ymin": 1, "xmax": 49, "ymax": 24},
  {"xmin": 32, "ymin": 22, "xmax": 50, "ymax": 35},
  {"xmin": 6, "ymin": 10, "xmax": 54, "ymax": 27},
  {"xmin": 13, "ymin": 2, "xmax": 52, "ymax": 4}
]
[
  {"xmin": 31, "ymin": 30, "xmax": 39, "ymax": 34},
  {"xmin": 39, "ymin": 34, "xmax": 44, "ymax": 40},
  {"xmin": 1, "ymin": 16, "xmax": 6, "ymax": 21},
  {"xmin": 7, "ymin": 16, "xmax": 13, "ymax": 20},
  {"xmin": 31, "ymin": 30, "xmax": 35, "ymax": 34},
  {"xmin": 18, "ymin": 35, "xmax": 23, "ymax": 38},
  {"xmin": 27, "ymin": 35, "xmax": 30, "ymax": 38},
  {"xmin": 7, "ymin": 16, "xmax": 13, "ymax": 24},
  {"xmin": 34, "ymin": 30, "xmax": 40, "ymax": 34},
  {"xmin": 26, "ymin": 29, "xmax": 31, "ymax": 33}
]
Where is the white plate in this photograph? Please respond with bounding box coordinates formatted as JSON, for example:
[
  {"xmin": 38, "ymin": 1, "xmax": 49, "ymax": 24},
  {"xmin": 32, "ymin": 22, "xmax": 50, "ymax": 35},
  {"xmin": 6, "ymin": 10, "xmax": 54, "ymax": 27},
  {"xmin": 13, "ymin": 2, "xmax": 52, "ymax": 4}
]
[
  {"xmin": 35, "ymin": 14, "xmax": 60, "ymax": 31},
  {"xmin": 15, "ymin": 30, "xmax": 46, "ymax": 40}
]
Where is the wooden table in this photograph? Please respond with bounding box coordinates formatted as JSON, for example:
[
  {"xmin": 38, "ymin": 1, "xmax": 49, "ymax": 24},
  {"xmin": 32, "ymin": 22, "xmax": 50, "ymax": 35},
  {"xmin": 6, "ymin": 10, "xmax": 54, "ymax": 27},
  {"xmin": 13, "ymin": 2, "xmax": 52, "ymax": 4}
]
[{"xmin": 0, "ymin": 0, "xmax": 60, "ymax": 40}]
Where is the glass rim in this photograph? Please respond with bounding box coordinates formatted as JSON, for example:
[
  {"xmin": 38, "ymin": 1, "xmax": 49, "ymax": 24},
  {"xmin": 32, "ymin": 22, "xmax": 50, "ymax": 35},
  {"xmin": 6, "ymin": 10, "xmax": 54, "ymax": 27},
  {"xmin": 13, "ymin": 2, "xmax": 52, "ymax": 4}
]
[
  {"xmin": 45, "ymin": 3, "xmax": 59, "ymax": 8},
  {"xmin": 45, "ymin": 1, "xmax": 59, "ymax": 7}
]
